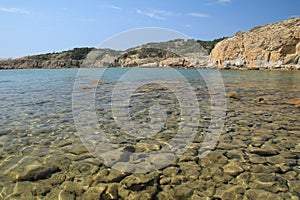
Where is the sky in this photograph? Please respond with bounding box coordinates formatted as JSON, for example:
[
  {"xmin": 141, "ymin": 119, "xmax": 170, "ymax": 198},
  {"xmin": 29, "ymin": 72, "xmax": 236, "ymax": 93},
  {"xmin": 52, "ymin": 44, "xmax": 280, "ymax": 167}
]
[{"xmin": 0, "ymin": 0, "xmax": 299, "ymax": 58}]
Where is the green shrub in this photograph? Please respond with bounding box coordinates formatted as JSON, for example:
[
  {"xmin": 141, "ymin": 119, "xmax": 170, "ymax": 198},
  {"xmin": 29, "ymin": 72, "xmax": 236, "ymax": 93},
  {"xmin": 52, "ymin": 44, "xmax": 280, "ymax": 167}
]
[
  {"xmin": 69, "ymin": 48, "xmax": 94, "ymax": 60},
  {"xmin": 197, "ymin": 37, "xmax": 228, "ymax": 53}
]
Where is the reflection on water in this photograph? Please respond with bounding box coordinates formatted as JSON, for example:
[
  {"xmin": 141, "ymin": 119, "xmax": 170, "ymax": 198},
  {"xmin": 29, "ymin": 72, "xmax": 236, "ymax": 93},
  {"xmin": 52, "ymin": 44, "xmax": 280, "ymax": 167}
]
[{"xmin": 0, "ymin": 68, "xmax": 299, "ymax": 199}]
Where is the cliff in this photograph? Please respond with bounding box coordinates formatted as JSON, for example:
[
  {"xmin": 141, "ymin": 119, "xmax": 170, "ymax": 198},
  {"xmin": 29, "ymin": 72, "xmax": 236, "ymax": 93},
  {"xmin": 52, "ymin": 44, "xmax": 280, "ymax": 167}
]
[{"xmin": 210, "ymin": 17, "xmax": 300, "ymax": 70}]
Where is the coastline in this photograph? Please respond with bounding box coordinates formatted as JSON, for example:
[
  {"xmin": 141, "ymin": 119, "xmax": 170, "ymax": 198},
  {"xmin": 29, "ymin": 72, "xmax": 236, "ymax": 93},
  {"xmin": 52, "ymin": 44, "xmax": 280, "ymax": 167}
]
[
  {"xmin": 1, "ymin": 17, "xmax": 299, "ymax": 72},
  {"xmin": 1, "ymin": 64, "xmax": 300, "ymax": 71},
  {"xmin": 0, "ymin": 68, "xmax": 299, "ymax": 199}
]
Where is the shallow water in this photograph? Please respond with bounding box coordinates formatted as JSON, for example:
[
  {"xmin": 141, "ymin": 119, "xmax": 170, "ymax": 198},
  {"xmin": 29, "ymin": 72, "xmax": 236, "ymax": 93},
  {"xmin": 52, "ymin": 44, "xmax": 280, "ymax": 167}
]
[{"xmin": 0, "ymin": 68, "xmax": 299, "ymax": 199}]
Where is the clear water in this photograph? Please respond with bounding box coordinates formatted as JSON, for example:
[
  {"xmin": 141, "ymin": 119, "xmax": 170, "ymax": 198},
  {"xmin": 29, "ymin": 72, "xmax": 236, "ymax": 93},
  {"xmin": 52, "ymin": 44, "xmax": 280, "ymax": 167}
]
[
  {"xmin": 1, "ymin": 68, "xmax": 299, "ymax": 135},
  {"xmin": 0, "ymin": 68, "xmax": 299, "ymax": 199},
  {"xmin": 1, "ymin": 68, "xmax": 299, "ymax": 148}
]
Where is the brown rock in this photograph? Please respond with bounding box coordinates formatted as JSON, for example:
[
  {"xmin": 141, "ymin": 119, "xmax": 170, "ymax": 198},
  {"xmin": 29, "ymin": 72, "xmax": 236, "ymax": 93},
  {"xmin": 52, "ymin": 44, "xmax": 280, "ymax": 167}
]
[
  {"xmin": 288, "ymin": 180, "xmax": 300, "ymax": 196},
  {"xmin": 199, "ymin": 150, "xmax": 229, "ymax": 167},
  {"xmin": 211, "ymin": 17, "xmax": 300, "ymax": 70},
  {"xmin": 60, "ymin": 181, "xmax": 83, "ymax": 196},
  {"xmin": 120, "ymin": 172, "xmax": 159, "ymax": 191},
  {"xmin": 244, "ymin": 189, "xmax": 284, "ymax": 200},
  {"xmin": 82, "ymin": 185, "xmax": 106, "ymax": 200},
  {"xmin": 226, "ymin": 92, "xmax": 240, "ymax": 100},
  {"xmin": 10, "ymin": 159, "xmax": 60, "ymax": 182},
  {"xmin": 214, "ymin": 185, "xmax": 246, "ymax": 200},
  {"xmin": 223, "ymin": 160, "xmax": 244, "ymax": 176},
  {"xmin": 91, "ymin": 81, "xmax": 110, "ymax": 85},
  {"xmin": 287, "ymin": 98, "xmax": 300, "ymax": 108},
  {"xmin": 94, "ymin": 168, "xmax": 128, "ymax": 183},
  {"xmin": 174, "ymin": 185, "xmax": 194, "ymax": 199},
  {"xmin": 102, "ymin": 183, "xmax": 119, "ymax": 200},
  {"xmin": 248, "ymin": 145, "xmax": 279, "ymax": 156}
]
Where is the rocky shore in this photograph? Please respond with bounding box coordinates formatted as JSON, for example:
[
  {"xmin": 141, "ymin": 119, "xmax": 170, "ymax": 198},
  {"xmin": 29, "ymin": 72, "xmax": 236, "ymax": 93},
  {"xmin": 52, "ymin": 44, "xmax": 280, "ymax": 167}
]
[
  {"xmin": 210, "ymin": 17, "xmax": 300, "ymax": 70},
  {"xmin": 0, "ymin": 39, "xmax": 210, "ymax": 70},
  {"xmin": 1, "ymin": 17, "xmax": 299, "ymax": 70},
  {"xmin": 0, "ymin": 71, "xmax": 299, "ymax": 199}
]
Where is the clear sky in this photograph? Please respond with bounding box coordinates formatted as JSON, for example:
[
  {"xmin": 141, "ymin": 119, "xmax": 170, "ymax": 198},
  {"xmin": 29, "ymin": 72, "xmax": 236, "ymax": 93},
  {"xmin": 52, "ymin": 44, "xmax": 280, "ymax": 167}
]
[{"xmin": 0, "ymin": 0, "xmax": 299, "ymax": 58}]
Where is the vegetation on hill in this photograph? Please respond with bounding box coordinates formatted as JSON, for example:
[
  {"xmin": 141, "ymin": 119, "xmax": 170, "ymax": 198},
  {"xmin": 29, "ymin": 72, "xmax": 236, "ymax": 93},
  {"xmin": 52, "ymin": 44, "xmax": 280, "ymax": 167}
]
[
  {"xmin": 27, "ymin": 47, "xmax": 95, "ymax": 61},
  {"xmin": 120, "ymin": 48, "xmax": 179, "ymax": 60},
  {"xmin": 20, "ymin": 38, "xmax": 226, "ymax": 62},
  {"xmin": 197, "ymin": 37, "xmax": 228, "ymax": 53},
  {"xmin": 68, "ymin": 48, "xmax": 95, "ymax": 60},
  {"xmin": 0, "ymin": 38, "xmax": 227, "ymax": 69}
]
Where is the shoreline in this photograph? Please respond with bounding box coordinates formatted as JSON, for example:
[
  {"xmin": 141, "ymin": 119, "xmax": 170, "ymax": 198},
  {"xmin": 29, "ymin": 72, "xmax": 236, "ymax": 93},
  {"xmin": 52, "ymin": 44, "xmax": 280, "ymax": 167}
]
[
  {"xmin": 1, "ymin": 65, "xmax": 300, "ymax": 71},
  {"xmin": 0, "ymin": 69, "xmax": 299, "ymax": 199}
]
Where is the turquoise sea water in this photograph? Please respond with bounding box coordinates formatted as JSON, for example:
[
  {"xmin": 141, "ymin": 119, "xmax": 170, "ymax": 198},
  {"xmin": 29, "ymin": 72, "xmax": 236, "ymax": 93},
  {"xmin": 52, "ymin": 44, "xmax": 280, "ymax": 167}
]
[
  {"xmin": 1, "ymin": 68, "xmax": 299, "ymax": 135},
  {"xmin": 0, "ymin": 68, "xmax": 300, "ymax": 199},
  {"xmin": 1, "ymin": 68, "xmax": 299, "ymax": 149}
]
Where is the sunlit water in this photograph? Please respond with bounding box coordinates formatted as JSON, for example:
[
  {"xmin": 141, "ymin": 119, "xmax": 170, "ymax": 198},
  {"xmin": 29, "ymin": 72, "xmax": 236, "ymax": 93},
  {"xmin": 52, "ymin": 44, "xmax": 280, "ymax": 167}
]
[{"xmin": 0, "ymin": 68, "xmax": 299, "ymax": 199}]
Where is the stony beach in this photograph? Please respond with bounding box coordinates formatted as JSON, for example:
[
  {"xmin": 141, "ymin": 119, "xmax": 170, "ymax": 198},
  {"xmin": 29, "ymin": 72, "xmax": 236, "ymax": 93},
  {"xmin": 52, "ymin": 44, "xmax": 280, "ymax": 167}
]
[{"xmin": 0, "ymin": 69, "xmax": 299, "ymax": 199}]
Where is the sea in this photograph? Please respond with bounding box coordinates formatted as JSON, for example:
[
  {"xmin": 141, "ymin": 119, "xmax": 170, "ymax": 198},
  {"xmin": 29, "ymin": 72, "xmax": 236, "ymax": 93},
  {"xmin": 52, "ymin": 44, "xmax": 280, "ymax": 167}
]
[{"xmin": 0, "ymin": 68, "xmax": 299, "ymax": 199}]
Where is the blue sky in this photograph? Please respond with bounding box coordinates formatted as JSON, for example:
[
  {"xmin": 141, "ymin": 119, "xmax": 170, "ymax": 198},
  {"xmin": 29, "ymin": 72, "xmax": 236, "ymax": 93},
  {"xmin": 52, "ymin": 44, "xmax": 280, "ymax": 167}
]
[{"xmin": 0, "ymin": 0, "xmax": 299, "ymax": 58}]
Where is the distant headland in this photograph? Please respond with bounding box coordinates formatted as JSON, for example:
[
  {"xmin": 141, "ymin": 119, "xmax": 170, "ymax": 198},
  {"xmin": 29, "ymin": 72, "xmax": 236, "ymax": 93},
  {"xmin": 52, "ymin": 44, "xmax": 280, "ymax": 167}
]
[{"xmin": 1, "ymin": 17, "xmax": 299, "ymax": 70}]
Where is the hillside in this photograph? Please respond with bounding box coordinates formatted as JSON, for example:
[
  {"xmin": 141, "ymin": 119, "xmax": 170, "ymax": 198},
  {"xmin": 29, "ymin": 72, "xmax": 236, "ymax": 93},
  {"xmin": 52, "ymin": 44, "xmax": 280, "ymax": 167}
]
[
  {"xmin": 210, "ymin": 17, "xmax": 300, "ymax": 70},
  {"xmin": 0, "ymin": 48, "xmax": 120, "ymax": 69},
  {"xmin": 0, "ymin": 39, "xmax": 220, "ymax": 70},
  {"xmin": 109, "ymin": 39, "xmax": 210, "ymax": 68},
  {"xmin": 1, "ymin": 17, "xmax": 299, "ymax": 70}
]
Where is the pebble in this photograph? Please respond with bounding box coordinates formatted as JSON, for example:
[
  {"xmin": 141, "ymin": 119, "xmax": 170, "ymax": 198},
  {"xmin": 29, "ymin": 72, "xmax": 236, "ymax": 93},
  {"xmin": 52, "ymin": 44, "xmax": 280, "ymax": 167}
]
[
  {"xmin": 214, "ymin": 185, "xmax": 246, "ymax": 200},
  {"xmin": 244, "ymin": 189, "xmax": 284, "ymax": 200},
  {"xmin": 9, "ymin": 160, "xmax": 60, "ymax": 182},
  {"xmin": 248, "ymin": 146, "xmax": 279, "ymax": 156},
  {"xmin": 174, "ymin": 184, "xmax": 194, "ymax": 199},
  {"xmin": 223, "ymin": 160, "xmax": 244, "ymax": 176},
  {"xmin": 0, "ymin": 71, "xmax": 300, "ymax": 199},
  {"xmin": 226, "ymin": 92, "xmax": 240, "ymax": 100},
  {"xmin": 94, "ymin": 168, "xmax": 128, "ymax": 183}
]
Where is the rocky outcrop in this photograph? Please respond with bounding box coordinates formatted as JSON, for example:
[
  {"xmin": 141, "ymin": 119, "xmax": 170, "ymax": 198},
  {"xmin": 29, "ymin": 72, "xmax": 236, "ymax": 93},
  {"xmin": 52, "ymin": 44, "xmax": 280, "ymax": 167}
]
[
  {"xmin": 109, "ymin": 39, "xmax": 209, "ymax": 69},
  {"xmin": 0, "ymin": 58, "xmax": 82, "ymax": 69},
  {"xmin": 0, "ymin": 39, "xmax": 210, "ymax": 69},
  {"xmin": 210, "ymin": 17, "xmax": 300, "ymax": 70},
  {"xmin": 3, "ymin": 17, "xmax": 300, "ymax": 71},
  {"xmin": 0, "ymin": 48, "xmax": 120, "ymax": 69}
]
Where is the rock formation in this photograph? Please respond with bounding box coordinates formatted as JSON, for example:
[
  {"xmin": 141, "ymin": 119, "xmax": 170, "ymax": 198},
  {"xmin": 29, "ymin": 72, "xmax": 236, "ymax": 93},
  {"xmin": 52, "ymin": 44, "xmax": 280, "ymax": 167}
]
[
  {"xmin": 2, "ymin": 17, "xmax": 300, "ymax": 70},
  {"xmin": 210, "ymin": 17, "xmax": 300, "ymax": 70},
  {"xmin": 0, "ymin": 48, "xmax": 120, "ymax": 70},
  {"xmin": 0, "ymin": 39, "xmax": 210, "ymax": 70},
  {"xmin": 110, "ymin": 39, "xmax": 209, "ymax": 69}
]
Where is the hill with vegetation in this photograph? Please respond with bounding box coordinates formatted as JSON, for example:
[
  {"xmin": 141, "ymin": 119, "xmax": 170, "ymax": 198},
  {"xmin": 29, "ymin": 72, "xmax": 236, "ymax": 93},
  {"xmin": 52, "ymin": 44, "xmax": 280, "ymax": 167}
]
[
  {"xmin": 1, "ymin": 17, "xmax": 299, "ymax": 70},
  {"xmin": 0, "ymin": 38, "xmax": 224, "ymax": 69}
]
